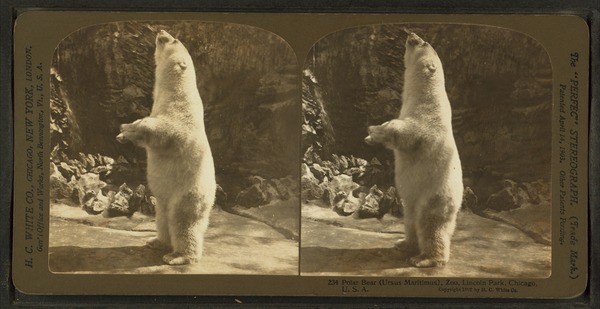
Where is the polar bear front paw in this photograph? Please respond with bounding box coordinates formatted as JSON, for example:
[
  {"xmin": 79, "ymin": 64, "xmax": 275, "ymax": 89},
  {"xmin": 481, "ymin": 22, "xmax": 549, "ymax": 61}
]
[
  {"xmin": 365, "ymin": 125, "xmax": 385, "ymax": 146},
  {"xmin": 163, "ymin": 252, "xmax": 198, "ymax": 265},
  {"xmin": 116, "ymin": 119, "xmax": 144, "ymax": 144},
  {"xmin": 409, "ymin": 254, "xmax": 447, "ymax": 268}
]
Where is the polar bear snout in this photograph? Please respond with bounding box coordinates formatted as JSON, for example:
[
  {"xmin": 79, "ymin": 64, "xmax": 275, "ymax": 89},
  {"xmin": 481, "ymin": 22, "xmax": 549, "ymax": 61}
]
[
  {"xmin": 406, "ymin": 33, "xmax": 425, "ymax": 47},
  {"xmin": 116, "ymin": 132, "xmax": 127, "ymax": 144},
  {"xmin": 156, "ymin": 30, "xmax": 175, "ymax": 45},
  {"xmin": 364, "ymin": 135, "xmax": 375, "ymax": 145}
]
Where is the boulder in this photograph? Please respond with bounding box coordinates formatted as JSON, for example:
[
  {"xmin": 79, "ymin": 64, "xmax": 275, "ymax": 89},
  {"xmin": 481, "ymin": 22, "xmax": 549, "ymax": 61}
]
[
  {"xmin": 236, "ymin": 177, "xmax": 280, "ymax": 208},
  {"xmin": 270, "ymin": 178, "xmax": 290, "ymax": 200},
  {"xmin": 332, "ymin": 192, "xmax": 362, "ymax": 216},
  {"xmin": 329, "ymin": 174, "xmax": 360, "ymax": 196},
  {"xmin": 74, "ymin": 173, "xmax": 106, "ymax": 205},
  {"xmin": 486, "ymin": 179, "xmax": 530, "ymax": 211},
  {"xmin": 141, "ymin": 196, "xmax": 157, "ymax": 216},
  {"xmin": 127, "ymin": 184, "xmax": 146, "ymax": 215},
  {"xmin": 520, "ymin": 180, "xmax": 550, "ymax": 204},
  {"xmin": 321, "ymin": 161, "xmax": 339, "ymax": 176},
  {"xmin": 81, "ymin": 190, "xmax": 110, "ymax": 215},
  {"xmin": 49, "ymin": 162, "xmax": 75, "ymax": 200},
  {"xmin": 339, "ymin": 155, "xmax": 349, "ymax": 170},
  {"xmin": 301, "ymin": 164, "xmax": 324, "ymax": 201},
  {"xmin": 382, "ymin": 186, "xmax": 403, "ymax": 217},
  {"xmin": 309, "ymin": 163, "xmax": 326, "ymax": 182},
  {"xmin": 216, "ymin": 184, "xmax": 228, "ymax": 205},
  {"xmin": 462, "ymin": 186, "xmax": 479, "ymax": 211},
  {"xmin": 355, "ymin": 185, "xmax": 385, "ymax": 219},
  {"xmin": 104, "ymin": 183, "xmax": 134, "ymax": 217},
  {"xmin": 303, "ymin": 146, "xmax": 323, "ymax": 165},
  {"xmin": 57, "ymin": 162, "xmax": 76, "ymax": 179},
  {"xmin": 331, "ymin": 154, "xmax": 343, "ymax": 171}
]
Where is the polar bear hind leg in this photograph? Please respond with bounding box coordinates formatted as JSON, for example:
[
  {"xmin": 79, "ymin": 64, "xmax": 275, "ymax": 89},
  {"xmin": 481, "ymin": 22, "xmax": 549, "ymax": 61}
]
[
  {"xmin": 409, "ymin": 194, "xmax": 458, "ymax": 268},
  {"xmin": 162, "ymin": 189, "xmax": 212, "ymax": 265},
  {"xmin": 394, "ymin": 204, "xmax": 419, "ymax": 256},
  {"xmin": 146, "ymin": 199, "xmax": 172, "ymax": 251}
]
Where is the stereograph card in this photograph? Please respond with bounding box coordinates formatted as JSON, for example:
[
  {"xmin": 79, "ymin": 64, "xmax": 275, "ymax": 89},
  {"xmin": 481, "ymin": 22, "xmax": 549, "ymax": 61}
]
[{"xmin": 10, "ymin": 11, "xmax": 591, "ymax": 300}]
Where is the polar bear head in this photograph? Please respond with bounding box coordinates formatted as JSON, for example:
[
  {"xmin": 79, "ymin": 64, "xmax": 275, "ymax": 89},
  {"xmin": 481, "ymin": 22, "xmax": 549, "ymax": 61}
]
[
  {"xmin": 404, "ymin": 32, "xmax": 444, "ymax": 84},
  {"xmin": 154, "ymin": 30, "xmax": 196, "ymax": 84}
]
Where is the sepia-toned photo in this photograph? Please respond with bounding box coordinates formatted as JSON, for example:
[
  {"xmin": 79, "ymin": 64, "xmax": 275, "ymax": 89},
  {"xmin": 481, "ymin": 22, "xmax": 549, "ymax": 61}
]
[
  {"xmin": 48, "ymin": 21, "xmax": 300, "ymax": 274},
  {"xmin": 11, "ymin": 11, "xmax": 590, "ymax": 298},
  {"xmin": 300, "ymin": 24, "xmax": 552, "ymax": 277}
]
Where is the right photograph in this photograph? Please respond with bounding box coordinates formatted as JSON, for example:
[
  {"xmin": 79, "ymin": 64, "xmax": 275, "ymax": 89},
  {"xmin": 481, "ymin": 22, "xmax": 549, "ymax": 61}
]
[{"xmin": 300, "ymin": 23, "xmax": 552, "ymax": 277}]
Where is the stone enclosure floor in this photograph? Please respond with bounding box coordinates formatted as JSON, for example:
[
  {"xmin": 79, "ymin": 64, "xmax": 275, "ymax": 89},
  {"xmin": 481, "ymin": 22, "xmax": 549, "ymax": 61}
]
[
  {"xmin": 300, "ymin": 203, "xmax": 551, "ymax": 277},
  {"xmin": 48, "ymin": 201, "xmax": 551, "ymax": 277},
  {"xmin": 49, "ymin": 201, "xmax": 298, "ymax": 275}
]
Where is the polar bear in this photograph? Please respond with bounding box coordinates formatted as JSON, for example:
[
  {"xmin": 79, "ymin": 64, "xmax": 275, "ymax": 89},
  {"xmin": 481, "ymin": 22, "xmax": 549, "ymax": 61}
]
[
  {"xmin": 117, "ymin": 30, "xmax": 216, "ymax": 265},
  {"xmin": 365, "ymin": 32, "xmax": 463, "ymax": 267}
]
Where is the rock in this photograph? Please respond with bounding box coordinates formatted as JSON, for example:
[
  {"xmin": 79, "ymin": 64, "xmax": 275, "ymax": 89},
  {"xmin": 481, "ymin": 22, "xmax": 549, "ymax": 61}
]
[
  {"xmin": 362, "ymin": 159, "xmax": 386, "ymax": 186},
  {"xmin": 324, "ymin": 174, "xmax": 360, "ymax": 207},
  {"xmin": 339, "ymin": 155, "xmax": 349, "ymax": 170},
  {"xmin": 141, "ymin": 196, "xmax": 157, "ymax": 216},
  {"xmin": 486, "ymin": 179, "xmax": 529, "ymax": 211},
  {"xmin": 78, "ymin": 152, "xmax": 90, "ymax": 169},
  {"xmin": 355, "ymin": 185, "xmax": 385, "ymax": 219},
  {"xmin": 348, "ymin": 155, "xmax": 358, "ymax": 168},
  {"xmin": 301, "ymin": 163, "xmax": 312, "ymax": 178},
  {"xmin": 90, "ymin": 165, "xmax": 111, "ymax": 180},
  {"xmin": 331, "ymin": 154, "xmax": 343, "ymax": 170},
  {"xmin": 82, "ymin": 190, "xmax": 110, "ymax": 215},
  {"xmin": 270, "ymin": 178, "xmax": 290, "ymax": 200},
  {"xmin": 303, "ymin": 146, "xmax": 323, "ymax": 165},
  {"xmin": 329, "ymin": 174, "xmax": 360, "ymax": 195},
  {"xmin": 57, "ymin": 150, "xmax": 70, "ymax": 164},
  {"xmin": 248, "ymin": 175, "xmax": 266, "ymax": 186},
  {"xmin": 216, "ymin": 184, "xmax": 228, "ymax": 205},
  {"xmin": 57, "ymin": 162, "xmax": 75, "ymax": 179},
  {"xmin": 86, "ymin": 153, "xmax": 97, "ymax": 168},
  {"xmin": 103, "ymin": 156, "xmax": 115, "ymax": 165},
  {"xmin": 462, "ymin": 186, "xmax": 479, "ymax": 211},
  {"xmin": 370, "ymin": 157, "xmax": 383, "ymax": 167},
  {"xmin": 279, "ymin": 176, "xmax": 298, "ymax": 194},
  {"xmin": 332, "ymin": 192, "xmax": 356, "ymax": 216},
  {"xmin": 301, "ymin": 164, "xmax": 324, "ymax": 201},
  {"xmin": 49, "ymin": 162, "xmax": 75, "ymax": 200},
  {"xmin": 236, "ymin": 178, "xmax": 280, "ymax": 208},
  {"xmin": 116, "ymin": 155, "xmax": 129, "ymax": 165},
  {"xmin": 345, "ymin": 166, "xmax": 365, "ymax": 183},
  {"xmin": 310, "ymin": 163, "xmax": 326, "ymax": 182},
  {"xmin": 74, "ymin": 173, "xmax": 106, "ymax": 205},
  {"xmin": 520, "ymin": 180, "xmax": 550, "ymax": 205},
  {"xmin": 382, "ymin": 186, "xmax": 403, "ymax": 217},
  {"xmin": 127, "ymin": 184, "xmax": 146, "ymax": 215},
  {"xmin": 235, "ymin": 184, "xmax": 264, "ymax": 207},
  {"xmin": 321, "ymin": 161, "xmax": 339, "ymax": 176},
  {"xmin": 104, "ymin": 183, "xmax": 134, "ymax": 217},
  {"xmin": 321, "ymin": 166, "xmax": 334, "ymax": 180}
]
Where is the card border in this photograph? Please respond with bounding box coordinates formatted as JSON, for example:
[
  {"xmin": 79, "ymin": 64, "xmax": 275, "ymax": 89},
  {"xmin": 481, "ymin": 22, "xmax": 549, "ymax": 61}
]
[{"xmin": 2, "ymin": 1, "xmax": 599, "ymax": 308}]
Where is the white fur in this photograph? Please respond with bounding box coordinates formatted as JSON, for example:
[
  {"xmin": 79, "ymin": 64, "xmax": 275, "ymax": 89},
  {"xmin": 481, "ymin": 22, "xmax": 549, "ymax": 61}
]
[
  {"xmin": 365, "ymin": 33, "xmax": 463, "ymax": 267},
  {"xmin": 117, "ymin": 30, "xmax": 216, "ymax": 265}
]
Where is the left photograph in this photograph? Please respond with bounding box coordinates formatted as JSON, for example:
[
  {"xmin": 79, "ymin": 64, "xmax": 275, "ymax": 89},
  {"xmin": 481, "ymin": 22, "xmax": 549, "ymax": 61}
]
[{"xmin": 48, "ymin": 21, "xmax": 300, "ymax": 274}]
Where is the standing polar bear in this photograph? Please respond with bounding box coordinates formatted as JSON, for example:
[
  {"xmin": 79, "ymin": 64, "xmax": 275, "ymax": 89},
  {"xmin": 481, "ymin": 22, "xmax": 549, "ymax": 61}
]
[
  {"xmin": 365, "ymin": 32, "xmax": 463, "ymax": 267},
  {"xmin": 117, "ymin": 30, "xmax": 216, "ymax": 265}
]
